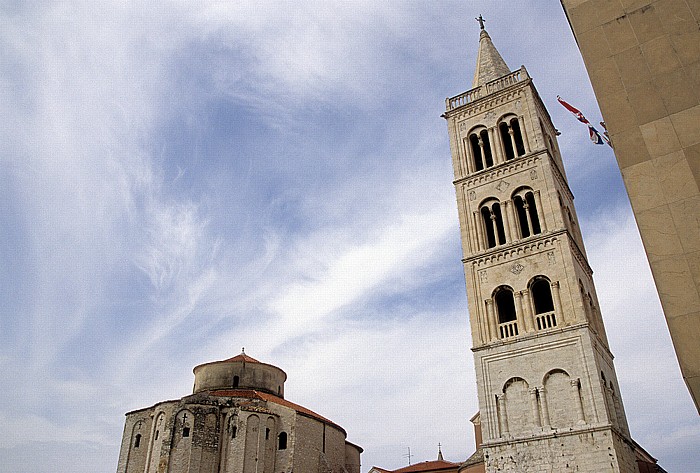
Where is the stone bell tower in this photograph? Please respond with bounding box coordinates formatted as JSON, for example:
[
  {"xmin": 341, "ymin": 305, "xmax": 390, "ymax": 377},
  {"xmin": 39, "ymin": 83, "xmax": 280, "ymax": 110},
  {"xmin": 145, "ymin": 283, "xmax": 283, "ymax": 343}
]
[{"xmin": 443, "ymin": 19, "xmax": 639, "ymax": 472}]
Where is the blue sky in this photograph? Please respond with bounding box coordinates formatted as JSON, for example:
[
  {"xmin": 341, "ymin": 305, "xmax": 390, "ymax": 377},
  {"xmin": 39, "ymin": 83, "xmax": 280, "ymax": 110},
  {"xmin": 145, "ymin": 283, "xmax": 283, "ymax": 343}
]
[{"xmin": 1, "ymin": 2, "xmax": 698, "ymax": 472}]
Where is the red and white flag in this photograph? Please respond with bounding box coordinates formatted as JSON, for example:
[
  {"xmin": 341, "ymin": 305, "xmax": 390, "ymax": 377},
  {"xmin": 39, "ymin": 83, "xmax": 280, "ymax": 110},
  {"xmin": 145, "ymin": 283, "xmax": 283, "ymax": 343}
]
[{"xmin": 557, "ymin": 96, "xmax": 611, "ymax": 147}]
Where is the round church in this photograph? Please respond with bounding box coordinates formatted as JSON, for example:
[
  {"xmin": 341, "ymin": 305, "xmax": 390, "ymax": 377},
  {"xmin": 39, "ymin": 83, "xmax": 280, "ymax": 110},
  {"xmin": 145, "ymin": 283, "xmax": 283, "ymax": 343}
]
[{"xmin": 117, "ymin": 351, "xmax": 362, "ymax": 473}]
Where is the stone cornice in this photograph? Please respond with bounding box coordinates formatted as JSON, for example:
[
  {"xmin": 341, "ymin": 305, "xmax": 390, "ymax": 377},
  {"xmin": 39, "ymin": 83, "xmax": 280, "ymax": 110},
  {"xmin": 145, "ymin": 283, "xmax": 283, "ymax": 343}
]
[
  {"xmin": 453, "ymin": 152, "xmax": 543, "ymax": 189},
  {"xmin": 471, "ymin": 322, "xmax": 589, "ymax": 352},
  {"xmin": 463, "ymin": 231, "xmax": 562, "ymax": 266},
  {"xmin": 481, "ymin": 422, "xmax": 632, "ymax": 448},
  {"xmin": 444, "ymin": 81, "xmax": 529, "ymax": 122}
]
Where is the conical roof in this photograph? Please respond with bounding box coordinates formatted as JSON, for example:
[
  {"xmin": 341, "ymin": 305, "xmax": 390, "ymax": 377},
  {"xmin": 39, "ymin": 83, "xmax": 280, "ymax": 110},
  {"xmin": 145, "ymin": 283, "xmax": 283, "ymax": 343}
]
[{"xmin": 471, "ymin": 28, "xmax": 511, "ymax": 88}]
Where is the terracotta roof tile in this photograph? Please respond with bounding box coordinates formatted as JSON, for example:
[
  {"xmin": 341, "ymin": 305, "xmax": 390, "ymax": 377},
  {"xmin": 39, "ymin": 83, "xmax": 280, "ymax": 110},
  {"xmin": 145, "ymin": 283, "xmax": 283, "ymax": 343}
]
[
  {"xmin": 221, "ymin": 353, "xmax": 261, "ymax": 363},
  {"xmin": 209, "ymin": 389, "xmax": 345, "ymax": 435},
  {"xmin": 390, "ymin": 460, "xmax": 460, "ymax": 473}
]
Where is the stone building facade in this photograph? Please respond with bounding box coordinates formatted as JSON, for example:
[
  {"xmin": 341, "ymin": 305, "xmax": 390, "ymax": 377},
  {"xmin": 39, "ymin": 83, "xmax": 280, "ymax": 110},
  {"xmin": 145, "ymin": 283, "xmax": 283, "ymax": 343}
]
[
  {"xmin": 442, "ymin": 24, "xmax": 649, "ymax": 472},
  {"xmin": 559, "ymin": 0, "xmax": 700, "ymax": 414},
  {"xmin": 116, "ymin": 352, "xmax": 362, "ymax": 473}
]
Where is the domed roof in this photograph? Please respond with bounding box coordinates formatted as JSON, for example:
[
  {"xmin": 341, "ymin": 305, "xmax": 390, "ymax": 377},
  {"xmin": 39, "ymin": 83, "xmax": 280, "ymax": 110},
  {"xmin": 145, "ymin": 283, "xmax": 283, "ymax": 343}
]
[{"xmin": 192, "ymin": 349, "xmax": 287, "ymax": 396}]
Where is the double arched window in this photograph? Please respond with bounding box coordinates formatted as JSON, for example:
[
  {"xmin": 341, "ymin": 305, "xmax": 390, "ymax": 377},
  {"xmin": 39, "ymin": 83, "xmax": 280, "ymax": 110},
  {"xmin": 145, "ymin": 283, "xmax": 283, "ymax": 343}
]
[
  {"xmin": 476, "ymin": 190, "xmax": 543, "ymax": 250},
  {"xmin": 512, "ymin": 188, "xmax": 541, "ymax": 238},
  {"xmin": 469, "ymin": 127, "xmax": 494, "ymax": 171},
  {"xmin": 485, "ymin": 276, "xmax": 561, "ymax": 342},
  {"xmin": 480, "ymin": 200, "xmax": 506, "ymax": 248},
  {"xmin": 499, "ymin": 115, "xmax": 526, "ymax": 160}
]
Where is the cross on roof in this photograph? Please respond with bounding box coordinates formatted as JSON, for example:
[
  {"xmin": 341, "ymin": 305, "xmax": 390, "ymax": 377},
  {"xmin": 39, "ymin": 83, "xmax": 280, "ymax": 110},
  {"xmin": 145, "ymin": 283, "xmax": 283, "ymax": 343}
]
[{"xmin": 476, "ymin": 14, "xmax": 486, "ymax": 30}]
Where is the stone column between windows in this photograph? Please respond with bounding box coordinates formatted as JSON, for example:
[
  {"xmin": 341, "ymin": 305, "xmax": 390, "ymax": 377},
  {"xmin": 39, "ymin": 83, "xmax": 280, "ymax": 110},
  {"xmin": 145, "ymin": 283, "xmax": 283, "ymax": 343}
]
[
  {"xmin": 477, "ymin": 137, "xmax": 486, "ymax": 167},
  {"xmin": 496, "ymin": 393, "xmax": 509, "ymax": 437},
  {"xmin": 502, "ymin": 201, "xmax": 512, "ymax": 243},
  {"xmin": 508, "ymin": 126, "xmax": 518, "ymax": 159},
  {"xmin": 489, "ymin": 127, "xmax": 502, "ymax": 164},
  {"xmin": 514, "ymin": 291, "xmax": 528, "ymax": 333},
  {"xmin": 521, "ymin": 289, "xmax": 534, "ymax": 332},
  {"xmin": 465, "ymin": 205, "xmax": 478, "ymax": 254},
  {"xmin": 506, "ymin": 201, "xmax": 519, "ymax": 240},
  {"xmin": 570, "ymin": 378, "xmax": 586, "ymax": 424},
  {"xmin": 538, "ymin": 386, "xmax": 551, "ymax": 428},
  {"xmin": 551, "ymin": 281, "xmax": 564, "ymax": 324},
  {"xmin": 612, "ymin": 390, "xmax": 629, "ymax": 436},
  {"xmin": 518, "ymin": 115, "xmax": 531, "ymax": 153},
  {"xmin": 484, "ymin": 128, "xmax": 500, "ymax": 166},
  {"xmin": 485, "ymin": 298, "xmax": 498, "ymax": 341},
  {"xmin": 604, "ymin": 383, "xmax": 616, "ymax": 428},
  {"xmin": 143, "ymin": 421, "xmax": 156, "ymax": 472},
  {"xmin": 496, "ymin": 124, "xmax": 508, "ymax": 163},
  {"xmin": 463, "ymin": 137, "xmax": 473, "ymax": 175},
  {"xmin": 523, "ymin": 200, "xmax": 534, "ymax": 235},
  {"xmin": 490, "ymin": 127, "xmax": 506, "ymax": 164},
  {"xmin": 488, "ymin": 209, "xmax": 499, "ymax": 245},
  {"xmin": 534, "ymin": 190, "xmax": 546, "ymax": 232},
  {"xmin": 529, "ymin": 388, "xmax": 542, "ymax": 428},
  {"xmin": 473, "ymin": 211, "xmax": 485, "ymax": 252}
]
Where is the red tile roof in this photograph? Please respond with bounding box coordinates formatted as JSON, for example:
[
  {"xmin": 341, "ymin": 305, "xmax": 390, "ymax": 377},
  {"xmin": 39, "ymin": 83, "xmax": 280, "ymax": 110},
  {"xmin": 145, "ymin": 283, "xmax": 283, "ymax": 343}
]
[
  {"xmin": 209, "ymin": 389, "xmax": 346, "ymax": 435},
  {"xmin": 389, "ymin": 460, "xmax": 460, "ymax": 473},
  {"xmin": 221, "ymin": 352, "xmax": 261, "ymax": 363}
]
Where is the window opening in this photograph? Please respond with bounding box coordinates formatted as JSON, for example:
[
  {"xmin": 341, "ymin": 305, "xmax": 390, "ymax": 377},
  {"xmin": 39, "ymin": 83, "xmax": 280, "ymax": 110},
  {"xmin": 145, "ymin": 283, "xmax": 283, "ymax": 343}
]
[
  {"xmin": 531, "ymin": 278, "xmax": 554, "ymax": 314},
  {"xmin": 480, "ymin": 130, "xmax": 494, "ymax": 168},
  {"xmin": 134, "ymin": 434, "xmax": 141, "ymax": 448},
  {"xmin": 470, "ymin": 134, "xmax": 484, "ymax": 171},
  {"xmin": 232, "ymin": 426, "xmax": 237, "ymax": 439},
  {"xmin": 500, "ymin": 122, "xmax": 515, "ymax": 160},
  {"xmin": 511, "ymin": 119, "xmax": 526, "ymax": 156},
  {"xmin": 495, "ymin": 288, "xmax": 517, "ymax": 324},
  {"xmin": 278, "ymin": 432, "xmax": 288, "ymax": 450},
  {"xmin": 514, "ymin": 195, "xmax": 530, "ymax": 238},
  {"xmin": 183, "ymin": 427, "xmax": 190, "ymax": 438},
  {"xmin": 265, "ymin": 428, "xmax": 270, "ymax": 440},
  {"xmin": 481, "ymin": 202, "xmax": 506, "ymax": 248},
  {"xmin": 514, "ymin": 191, "xmax": 541, "ymax": 238},
  {"xmin": 233, "ymin": 375, "xmax": 239, "ymax": 388},
  {"xmin": 155, "ymin": 430, "xmax": 159, "ymax": 440}
]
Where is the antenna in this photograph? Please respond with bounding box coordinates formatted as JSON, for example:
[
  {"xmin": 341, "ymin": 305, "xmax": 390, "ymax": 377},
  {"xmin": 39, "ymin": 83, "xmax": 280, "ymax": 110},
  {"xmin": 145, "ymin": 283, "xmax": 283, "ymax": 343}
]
[{"xmin": 403, "ymin": 447, "xmax": 413, "ymax": 465}]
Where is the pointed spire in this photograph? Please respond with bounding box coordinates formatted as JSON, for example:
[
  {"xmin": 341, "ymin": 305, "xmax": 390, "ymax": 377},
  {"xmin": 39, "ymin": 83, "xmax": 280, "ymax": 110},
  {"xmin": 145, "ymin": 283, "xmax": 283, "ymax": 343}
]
[
  {"xmin": 437, "ymin": 443, "xmax": 444, "ymax": 461},
  {"xmin": 471, "ymin": 16, "xmax": 511, "ymax": 88}
]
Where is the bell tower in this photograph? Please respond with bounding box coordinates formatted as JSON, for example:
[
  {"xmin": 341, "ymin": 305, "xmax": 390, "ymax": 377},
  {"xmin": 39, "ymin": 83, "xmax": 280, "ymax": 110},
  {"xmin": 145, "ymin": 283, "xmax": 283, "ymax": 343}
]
[{"xmin": 444, "ymin": 20, "xmax": 639, "ymax": 472}]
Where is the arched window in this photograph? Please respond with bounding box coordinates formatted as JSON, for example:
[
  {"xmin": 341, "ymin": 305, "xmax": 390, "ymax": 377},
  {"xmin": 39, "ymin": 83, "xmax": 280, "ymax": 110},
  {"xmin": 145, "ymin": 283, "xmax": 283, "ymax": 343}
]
[
  {"xmin": 499, "ymin": 116, "xmax": 526, "ymax": 160},
  {"xmin": 480, "ymin": 200, "xmax": 506, "ymax": 248},
  {"xmin": 469, "ymin": 128, "xmax": 494, "ymax": 171},
  {"xmin": 278, "ymin": 432, "xmax": 288, "ymax": 450},
  {"xmin": 513, "ymin": 189, "xmax": 541, "ymax": 238},
  {"xmin": 231, "ymin": 426, "xmax": 237, "ymax": 439},
  {"xmin": 494, "ymin": 286, "xmax": 516, "ymax": 324},
  {"xmin": 470, "ymin": 134, "xmax": 484, "ymax": 171},
  {"xmin": 134, "ymin": 433, "xmax": 141, "ymax": 448},
  {"xmin": 530, "ymin": 277, "xmax": 554, "ymax": 314}
]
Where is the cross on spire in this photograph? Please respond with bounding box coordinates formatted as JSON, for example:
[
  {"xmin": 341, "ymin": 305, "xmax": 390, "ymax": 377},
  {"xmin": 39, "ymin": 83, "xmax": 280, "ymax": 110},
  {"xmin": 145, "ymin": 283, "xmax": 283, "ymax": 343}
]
[{"xmin": 476, "ymin": 14, "xmax": 486, "ymax": 30}]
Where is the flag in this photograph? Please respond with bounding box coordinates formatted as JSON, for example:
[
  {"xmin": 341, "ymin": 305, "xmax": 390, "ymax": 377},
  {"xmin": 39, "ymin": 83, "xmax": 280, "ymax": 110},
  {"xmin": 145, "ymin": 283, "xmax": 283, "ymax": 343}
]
[
  {"xmin": 557, "ymin": 96, "xmax": 588, "ymax": 124},
  {"xmin": 600, "ymin": 121, "xmax": 612, "ymax": 148},
  {"xmin": 557, "ymin": 95, "xmax": 607, "ymax": 147},
  {"xmin": 588, "ymin": 125, "xmax": 604, "ymax": 145}
]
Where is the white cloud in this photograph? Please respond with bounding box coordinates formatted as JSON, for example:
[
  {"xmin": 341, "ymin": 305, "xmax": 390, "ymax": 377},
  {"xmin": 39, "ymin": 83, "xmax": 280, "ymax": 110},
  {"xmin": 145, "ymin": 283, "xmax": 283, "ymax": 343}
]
[{"xmin": 1, "ymin": 2, "xmax": 699, "ymax": 473}]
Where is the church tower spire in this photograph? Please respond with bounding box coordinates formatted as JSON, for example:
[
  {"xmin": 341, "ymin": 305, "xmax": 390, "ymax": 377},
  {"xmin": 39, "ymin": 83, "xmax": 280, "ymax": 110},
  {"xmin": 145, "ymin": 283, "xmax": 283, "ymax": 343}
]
[
  {"xmin": 443, "ymin": 24, "xmax": 640, "ymax": 472},
  {"xmin": 471, "ymin": 17, "xmax": 511, "ymax": 88}
]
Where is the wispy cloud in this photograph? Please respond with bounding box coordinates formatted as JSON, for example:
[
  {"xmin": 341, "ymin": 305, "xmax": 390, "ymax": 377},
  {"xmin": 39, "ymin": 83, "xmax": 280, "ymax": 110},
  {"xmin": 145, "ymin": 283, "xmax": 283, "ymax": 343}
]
[{"xmin": 1, "ymin": 2, "xmax": 698, "ymax": 473}]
